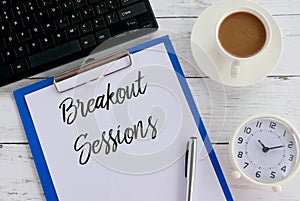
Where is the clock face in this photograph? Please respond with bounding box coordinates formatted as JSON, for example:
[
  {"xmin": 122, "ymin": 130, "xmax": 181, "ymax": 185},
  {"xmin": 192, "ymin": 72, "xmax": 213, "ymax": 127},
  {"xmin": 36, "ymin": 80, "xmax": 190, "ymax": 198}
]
[{"xmin": 232, "ymin": 117, "xmax": 299, "ymax": 184}]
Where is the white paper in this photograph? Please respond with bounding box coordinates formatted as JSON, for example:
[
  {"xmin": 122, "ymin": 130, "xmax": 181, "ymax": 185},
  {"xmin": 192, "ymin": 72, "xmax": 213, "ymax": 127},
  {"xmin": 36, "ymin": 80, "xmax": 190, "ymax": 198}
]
[{"xmin": 25, "ymin": 43, "xmax": 227, "ymax": 201}]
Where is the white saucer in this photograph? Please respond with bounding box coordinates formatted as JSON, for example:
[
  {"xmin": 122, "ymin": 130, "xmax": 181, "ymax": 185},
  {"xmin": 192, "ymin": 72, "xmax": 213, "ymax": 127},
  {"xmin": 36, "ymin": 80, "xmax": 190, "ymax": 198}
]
[{"xmin": 191, "ymin": 0, "xmax": 282, "ymax": 86}]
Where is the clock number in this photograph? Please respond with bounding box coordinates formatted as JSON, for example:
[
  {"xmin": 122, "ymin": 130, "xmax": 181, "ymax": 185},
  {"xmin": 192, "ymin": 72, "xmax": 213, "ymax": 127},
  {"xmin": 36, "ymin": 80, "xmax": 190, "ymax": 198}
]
[
  {"xmin": 269, "ymin": 121, "xmax": 277, "ymax": 129},
  {"xmin": 283, "ymin": 130, "xmax": 286, "ymax": 137},
  {"xmin": 244, "ymin": 126, "xmax": 251, "ymax": 134},
  {"xmin": 243, "ymin": 162, "xmax": 249, "ymax": 169},
  {"xmin": 237, "ymin": 151, "xmax": 243, "ymax": 158},
  {"xmin": 288, "ymin": 141, "xmax": 294, "ymax": 148},
  {"xmin": 237, "ymin": 137, "xmax": 243, "ymax": 144},
  {"xmin": 281, "ymin": 166, "xmax": 286, "ymax": 172},
  {"xmin": 270, "ymin": 171, "xmax": 276, "ymax": 179},
  {"xmin": 256, "ymin": 121, "xmax": 262, "ymax": 128},
  {"xmin": 255, "ymin": 171, "xmax": 261, "ymax": 178},
  {"xmin": 289, "ymin": 154, "xmax": 294, "ymax": 161}
]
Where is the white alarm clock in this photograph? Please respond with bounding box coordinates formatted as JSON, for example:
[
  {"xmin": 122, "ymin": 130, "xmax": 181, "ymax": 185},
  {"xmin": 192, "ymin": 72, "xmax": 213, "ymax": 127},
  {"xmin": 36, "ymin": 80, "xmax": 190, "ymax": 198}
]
[{"xmin": 230, "ymin": 114, "xmax": 300, "ymax": 192}]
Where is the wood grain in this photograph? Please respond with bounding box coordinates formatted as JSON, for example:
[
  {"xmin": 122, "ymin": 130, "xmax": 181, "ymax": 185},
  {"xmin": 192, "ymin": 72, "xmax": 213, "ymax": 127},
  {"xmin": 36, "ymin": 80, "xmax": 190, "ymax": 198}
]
[
  {"xmin": 151, "ymin": 0, "xmax": 300, "ymax": 17},
  {"xmin": 1, "ymin": 144, "xmax": 300, "ymax": 201},
  {"xmin": 0, "ymin": 144, "xmax": 44, "ymax": 201},
  {"xmin": 188, "ymin": 76, "xmax": 300, "ymax": 142}
]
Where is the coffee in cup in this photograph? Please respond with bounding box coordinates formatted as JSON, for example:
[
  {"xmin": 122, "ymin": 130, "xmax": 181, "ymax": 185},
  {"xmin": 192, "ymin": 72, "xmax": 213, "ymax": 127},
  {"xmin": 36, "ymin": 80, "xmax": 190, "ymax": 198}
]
[{"xmin": 215, "ymin": 8, "xmax": 271, "ymax": 78}]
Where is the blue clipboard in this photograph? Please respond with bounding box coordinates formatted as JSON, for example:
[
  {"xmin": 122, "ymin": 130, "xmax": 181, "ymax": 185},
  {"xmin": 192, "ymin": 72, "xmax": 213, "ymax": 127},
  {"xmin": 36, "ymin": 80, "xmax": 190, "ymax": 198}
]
[{"xmin": 14, "ymin": 35, "xmax": 233, "ymax": 201}]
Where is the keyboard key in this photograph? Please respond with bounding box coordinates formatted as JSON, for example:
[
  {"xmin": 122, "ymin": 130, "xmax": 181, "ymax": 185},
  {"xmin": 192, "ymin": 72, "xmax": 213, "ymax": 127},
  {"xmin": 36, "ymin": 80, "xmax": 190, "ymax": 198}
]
[
  {"xmin": 28, "ymin": 40, "xmax": 42, "ymax": 54},
  {"xmin": 31, "ymin": 25, "xmax": 45, "ymax": 38},
  {"xmin": 15, "ymin": 45, "xmax": 29, "ymax": 58},
  {"xmin": 57, "ymin": 16, "xmax": 70, "ymax": 29},
  {"xmin": 80, "ymin": 21, "xmax": 93, "ymax": 34},
  {"xmin": 23, "ymin": 14, "xmax": 37, "ymax": 28},
  {"xmin": 121, "ymin": 0, "xmax": 139, "ymax": 6},
  {"xmin": 0, "ymin": 38, "xmax": 7, "ymax": 51},
  {"xmin": 53, "ymin": 31, "xmax": 67, "ymax": 44},
  {"xmin": 6, "ymin": 34, "xmax": 18, "ymax": 46},
  {"xmin": 13, "ymin": 4, "xmax": 27, "ymax": 16},
  {"xmin": 0, "ymin": 22, "xmax": 11, "ymax": 34},
  {"xmin": 126, "ymin": 19, "xmax": 138, "ymax": 30},
  {"xmin": 70, "ymin": 11, "xmax": 82, "ymax": 24},
  {"xmin": 62, "ymin": 0, "xmax": 75, "ymax": 12},
  {"xmin": 107, "ymin": 0, "xmax": 120, "ymax": 10},
  {"xmin": 36, "ymin": 10, "xmax": 50, "ymax": 22},
  {"xmin": 67, "ymin": 26, "xmax": 80, "ymax": 39},
  {"xmin": 18, "ymin": 30, "xmax": 32, "ymax": 43},
  {"xmin": 49, "ymin": 5, "xmax": 62, "ymax": 17},
  {"xmin": 0, "ymin": 64, "xmax": 13, "ymax": 79},
  {"xmin": 0, "ymin": 0, "xmax": 11, "ymax": 7},
  {"xmin": 11, "ymin": 19, "xmax": 25, "ymax": 32},
  {"xmin": 118, "ymin": 2, "xmax": 146, "ymax": 20},
  {"xmin": 92, "ymin": 16, "xmax": 106, "ymax": 30},
  {"xmin": 26, "ymin": 0, "xmax": 39, "ymax": 11},
  {"xmin": 95, "ymin": 28, "xmax": 111, "ymax": 43},
  {"xmin": 141, "ymin": 21, "xmax": 153, "ymax": 28},
  {"xmin": 75, "ymin": 0, "xmax": 88, "ymax": 8},
  {"xmin": 12, "ymin": 59, "xmax": 30, "ymax": 74},
  {"xmin": 94, "ymin": 2, "xmax": 108, "ymax": 14},
  {"xmin": 106, "ymin": 12, "xmax": 118, "ymax": 25},
  {"xmin": 43, "ymin": 20, "xmax": 57, "ymax": 33},
  {"xmin": 1, "ymin": 8, "xmax": 14, "ymax": 20},
  {"xmin": 42, "ymin": 35, "xmax": 55, "ymax": 49},
  {"xmin": 80, "ymin": 34, "xmax": 96, "ymax": 49},
  {"xmin": 40, "ymin": 0, "xmax": 53, "ymax": 7},
  {"xmin": 29, "ymin": 40, "xmax": 81, "ymax": 68},
  {"xmin": 82, "ymin": 6, "xmax": 95, "ymax": 19},
  {"xmin": 3, "ymin": 49, "xmax": 16, "ymax": 63}
]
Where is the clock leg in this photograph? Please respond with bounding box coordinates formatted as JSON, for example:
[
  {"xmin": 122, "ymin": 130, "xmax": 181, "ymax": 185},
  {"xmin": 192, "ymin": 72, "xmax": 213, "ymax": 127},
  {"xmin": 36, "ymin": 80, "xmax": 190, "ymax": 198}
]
[
  {"xmin": 272, "ymin": 185, "xmax": 282, "ymax": 192},
  {"xmin": 232, "ymin": 170, "xmax": 242, "ymax": 179}
]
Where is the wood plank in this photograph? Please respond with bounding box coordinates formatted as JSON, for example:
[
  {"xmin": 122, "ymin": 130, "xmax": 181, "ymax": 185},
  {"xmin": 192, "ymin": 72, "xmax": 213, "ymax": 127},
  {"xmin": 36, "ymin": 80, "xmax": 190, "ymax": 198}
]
[
  {"xmin": 0, "ymin": 144, "xmax": 299, "ymax": 200},
  {"xmin": 150, "ymin": 0, "xmax": 300, "ymax": 17},
  {"xmin": 188, "ymin": 76, "xmax": 300, "ymax": 143},
  {"xmin": 0, "ymin": 93, "xmax": 28, "ymax": 143},
  {"xmin": 1, "ymin": 76, "xmax": 300, "ymax": 143},
  {"xmin": 0, "ymin": 144, "xmax": 44, "ymax": 201}
]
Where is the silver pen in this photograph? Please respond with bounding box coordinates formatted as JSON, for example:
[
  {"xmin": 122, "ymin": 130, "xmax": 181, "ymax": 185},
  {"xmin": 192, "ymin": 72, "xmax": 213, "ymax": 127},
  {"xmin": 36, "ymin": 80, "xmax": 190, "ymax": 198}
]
[{"xmin": 185, "ymin": 137, "xmax": 197, "ymax": 201}]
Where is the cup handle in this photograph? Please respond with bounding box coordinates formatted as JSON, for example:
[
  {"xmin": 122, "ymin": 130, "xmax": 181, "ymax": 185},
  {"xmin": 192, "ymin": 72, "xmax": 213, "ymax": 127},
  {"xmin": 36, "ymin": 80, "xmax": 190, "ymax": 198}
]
[{"xmin": 231, "ymin": 61, "xmax": 240, "ymax": 78}]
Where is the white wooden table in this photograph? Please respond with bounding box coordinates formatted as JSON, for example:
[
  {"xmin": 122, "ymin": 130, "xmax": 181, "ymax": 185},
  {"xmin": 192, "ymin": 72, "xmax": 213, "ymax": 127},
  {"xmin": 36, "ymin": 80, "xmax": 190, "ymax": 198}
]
[{"xmin": 1, "ymin": 0, "xmax": 300, "ymax": 200}]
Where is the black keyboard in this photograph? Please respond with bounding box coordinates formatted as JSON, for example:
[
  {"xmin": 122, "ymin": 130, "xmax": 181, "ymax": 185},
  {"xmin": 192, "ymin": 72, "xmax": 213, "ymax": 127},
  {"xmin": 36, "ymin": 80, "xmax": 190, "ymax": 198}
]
[{"xmin": 0, "ymin": 0, "xmax": 158, "ymax": 86}]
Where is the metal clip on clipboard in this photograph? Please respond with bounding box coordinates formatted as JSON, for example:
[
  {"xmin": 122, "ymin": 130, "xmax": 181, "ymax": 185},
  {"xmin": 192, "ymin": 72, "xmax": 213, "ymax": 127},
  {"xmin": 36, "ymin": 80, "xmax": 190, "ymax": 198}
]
[{"xmin": 54, "ymin": 50, "xmax": 132, "ymax": 93}]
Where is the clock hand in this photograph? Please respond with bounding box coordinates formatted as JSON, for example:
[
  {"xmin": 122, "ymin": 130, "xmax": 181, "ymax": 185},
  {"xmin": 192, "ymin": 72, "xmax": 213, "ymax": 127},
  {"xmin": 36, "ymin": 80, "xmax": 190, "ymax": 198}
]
[
  {"xmin": 258, "ymin": 140, "xmax": 266, "ymax": 148},
  {"xmin": 268, "ymin": 145, "xmax": 285, "ymax": 150},
  {"xmin": 258, "ymin": 140, "xmax": 269, "ymax": 153}
]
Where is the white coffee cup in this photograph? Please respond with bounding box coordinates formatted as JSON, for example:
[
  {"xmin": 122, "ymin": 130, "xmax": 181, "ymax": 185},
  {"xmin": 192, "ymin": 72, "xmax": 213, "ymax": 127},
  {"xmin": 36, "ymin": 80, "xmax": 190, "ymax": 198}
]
[{"xmin": 215, "ymin": 7, "xmax": 272, "ymax": 78}]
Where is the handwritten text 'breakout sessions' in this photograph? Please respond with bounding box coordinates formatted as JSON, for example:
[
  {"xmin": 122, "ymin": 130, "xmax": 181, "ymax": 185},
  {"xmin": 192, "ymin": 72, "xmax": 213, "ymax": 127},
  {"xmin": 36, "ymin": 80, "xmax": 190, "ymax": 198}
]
[{"xmin": 58, "ymin": 71, "xmax": 159, "ymax": 165}]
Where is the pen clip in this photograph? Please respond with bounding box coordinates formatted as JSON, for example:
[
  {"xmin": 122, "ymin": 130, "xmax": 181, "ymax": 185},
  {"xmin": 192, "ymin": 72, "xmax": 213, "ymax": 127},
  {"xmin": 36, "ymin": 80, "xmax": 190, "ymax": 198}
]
[
  {"xmin": 185, "ymin": 143, "xmax": 189, "ymax": 178},
  {"xmin": 185, "ymin": 137, "xmax": 197, "ymax": 178},
  {"xmin": 185, "ymin": 137, "xmax": 197, "ymax": 201}
]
